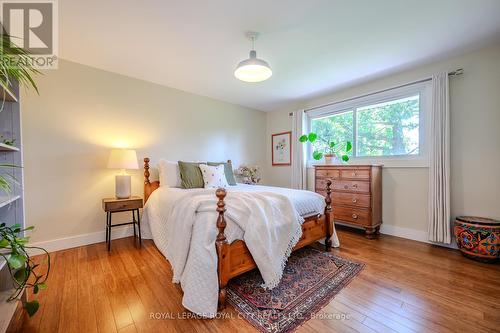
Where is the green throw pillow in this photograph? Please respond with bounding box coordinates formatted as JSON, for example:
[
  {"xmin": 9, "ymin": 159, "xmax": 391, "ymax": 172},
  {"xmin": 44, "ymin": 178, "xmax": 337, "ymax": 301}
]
[
  {"xmin": 178, "ymin": 161, "xmax": 205, "ymax": 189},
  {"xmin": 208, "ymin": 161, "xmax": 237, "ymax": 186}
]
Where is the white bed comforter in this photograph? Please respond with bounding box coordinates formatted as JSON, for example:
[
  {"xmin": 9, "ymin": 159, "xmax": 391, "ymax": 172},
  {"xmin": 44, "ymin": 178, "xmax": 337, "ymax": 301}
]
[{"xmin": 142, "ymin": 184, "xmax": 339, "ymax": 317}]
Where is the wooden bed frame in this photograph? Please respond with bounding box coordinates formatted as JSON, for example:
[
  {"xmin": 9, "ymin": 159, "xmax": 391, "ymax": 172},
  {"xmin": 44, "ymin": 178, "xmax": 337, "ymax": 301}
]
[{"xmin": 143, "ymin": 157, "xmax": 334, "ymax": 310}]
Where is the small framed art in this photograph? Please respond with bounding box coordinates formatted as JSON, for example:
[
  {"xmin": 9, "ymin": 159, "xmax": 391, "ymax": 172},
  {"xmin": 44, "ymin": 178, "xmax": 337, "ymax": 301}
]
[{"xmin": 272, "ymin": 131, "xmax": 292, "ymax": 166}]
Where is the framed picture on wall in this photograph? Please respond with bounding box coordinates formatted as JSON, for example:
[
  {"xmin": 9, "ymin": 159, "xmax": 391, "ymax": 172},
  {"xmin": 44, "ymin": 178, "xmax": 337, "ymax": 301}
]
[{"xmin": 272, "ymin": 131, "xmax": 292, "ymax": 166}]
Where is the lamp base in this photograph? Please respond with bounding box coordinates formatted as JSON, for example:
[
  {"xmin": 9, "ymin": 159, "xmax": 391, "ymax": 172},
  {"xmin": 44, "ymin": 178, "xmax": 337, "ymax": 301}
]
[{"xmin": 115, "ymin": 175, "xmax": 131, "ymax": 199}]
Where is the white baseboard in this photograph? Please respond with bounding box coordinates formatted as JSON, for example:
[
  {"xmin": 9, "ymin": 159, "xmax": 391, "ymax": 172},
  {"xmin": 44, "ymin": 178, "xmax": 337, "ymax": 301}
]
[
  {"xmin": 379, "ymin": 224, "xmax": 429, "ymax": 243},
  {"xmin": 336, "ymin": 221, "xmax": 456, "ymax": 249},
  {"xmin": 335, "ymin": 221, "xmax": 429, "ymax": 243},
  {"xmin": 31, "ymin": 223, "xmax": 457, "ymax": 254},
  {"xmin": 379, "ymin": 224, "xmax": 458, "ymax": 249},
  {"xmin": 30, "ymin": 226, "xmax": 135, "ymax": 253}
]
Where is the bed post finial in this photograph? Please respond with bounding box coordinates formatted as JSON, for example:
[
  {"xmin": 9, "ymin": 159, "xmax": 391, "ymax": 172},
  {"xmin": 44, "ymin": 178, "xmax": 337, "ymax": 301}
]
[
  {"xmin": 216, "ymin": 188, "xmax": 227, "ymax": 242},
  {"xmin": 144, "ymin": 157, "xmax": 150, "ymax": 185},
  {"xmin": 215, "ymin": 188, "xmax": 229, "ymax": 310},
  {"xmin": 324, "ymin": 180, "xmax": 333, "ymax": 251}
]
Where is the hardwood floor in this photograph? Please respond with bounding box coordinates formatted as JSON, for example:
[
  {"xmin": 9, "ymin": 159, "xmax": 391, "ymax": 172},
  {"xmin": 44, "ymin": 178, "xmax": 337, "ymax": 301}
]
[{"xmin": 15, "ymin": 227, "xmax": 500, "ymax": 333}]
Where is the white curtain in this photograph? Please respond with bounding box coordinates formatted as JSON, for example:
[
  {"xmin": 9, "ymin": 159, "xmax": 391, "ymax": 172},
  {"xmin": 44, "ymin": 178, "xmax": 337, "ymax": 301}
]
[
  {"xmin": 291, "ymin": 110, "xmax": 307, "ymax": 189},
  {"xmin": 428, "ymin": 72, "xmax": 451, "ymax": 243}
]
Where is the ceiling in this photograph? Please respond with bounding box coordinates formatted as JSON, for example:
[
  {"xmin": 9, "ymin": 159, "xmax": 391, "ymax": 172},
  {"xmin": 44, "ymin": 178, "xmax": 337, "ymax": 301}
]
[{"xmin": 60, "ymin": 0, "xmax": 500, "ymax": 111}]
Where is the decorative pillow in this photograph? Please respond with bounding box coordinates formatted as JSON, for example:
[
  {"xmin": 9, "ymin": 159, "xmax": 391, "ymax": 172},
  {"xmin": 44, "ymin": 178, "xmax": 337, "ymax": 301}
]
[
  {"xmin": 178, "ymin": 161, "xmax": 206, "ymax": 189},
  {"xmin": 158, "ymin": 159, "xmax": 182, "ymax": 187},
  {"xmin": 199, "ymin": 164, "xmax": 229, "ymax": 188},
  {"xmin": 208, "ymin": 161, "xmax": 237, "ymax": 186}
]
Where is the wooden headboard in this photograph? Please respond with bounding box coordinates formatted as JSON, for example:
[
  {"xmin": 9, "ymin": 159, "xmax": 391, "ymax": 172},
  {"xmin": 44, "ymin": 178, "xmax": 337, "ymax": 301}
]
[{"xmin": 144, "ymin": 157, "xmax": 160, "ymax": 202}]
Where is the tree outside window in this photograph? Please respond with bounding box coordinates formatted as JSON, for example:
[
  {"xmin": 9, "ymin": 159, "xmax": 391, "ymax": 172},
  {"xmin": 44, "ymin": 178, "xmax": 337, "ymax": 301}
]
[{"xmin": 310, "ymin": 95, "xmax": 420, "ymax": 158}]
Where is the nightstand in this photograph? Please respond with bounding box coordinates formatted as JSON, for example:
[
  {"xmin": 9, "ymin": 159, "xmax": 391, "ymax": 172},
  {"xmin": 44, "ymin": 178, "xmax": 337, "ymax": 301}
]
[{"xmin": 102, "ymin": 196, "xmax": 143, "ymax": 251}]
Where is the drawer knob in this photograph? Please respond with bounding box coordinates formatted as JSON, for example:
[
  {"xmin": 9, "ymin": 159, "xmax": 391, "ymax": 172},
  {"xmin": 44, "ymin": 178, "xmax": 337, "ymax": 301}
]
[
  {"xmin": 344, "ymin": 185, "xmax": 348, "ymax": 189},
  {"xmin": 352, "ymin": 198, "xmax": 357, "ymax": 203},
  {"xmin": 352, "ymin": 184, "xmax": 358, "ymax": 188},
  {"xmin": 352, "ymin": 213, "xmax": 358, "ymax": 219}
]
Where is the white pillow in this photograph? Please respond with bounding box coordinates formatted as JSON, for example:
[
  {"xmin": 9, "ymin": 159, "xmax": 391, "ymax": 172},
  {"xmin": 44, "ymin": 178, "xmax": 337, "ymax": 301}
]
[
  {"xmin": 157, "ymin": 159, "xmax": 182, "ymax": 187},
  {"xmin": 199, "ymin": 164, "xmax": 229, "ymax": 188}
]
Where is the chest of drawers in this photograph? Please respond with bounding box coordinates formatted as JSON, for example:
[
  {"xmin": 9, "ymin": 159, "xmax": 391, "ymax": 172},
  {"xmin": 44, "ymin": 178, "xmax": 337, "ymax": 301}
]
[{"xmin": 314, "ymin": 165, "xmax": 382, "ymax": 238}]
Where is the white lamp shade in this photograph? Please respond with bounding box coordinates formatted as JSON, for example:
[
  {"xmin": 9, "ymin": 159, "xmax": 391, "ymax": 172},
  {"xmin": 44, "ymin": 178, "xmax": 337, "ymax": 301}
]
[
  {"xmin": 234, "ymin": 50, "xmax": 272, "ymax": 82},
  {"xmin": 107, "ymin": 149, "xmax": 139, "ymax": 170}
]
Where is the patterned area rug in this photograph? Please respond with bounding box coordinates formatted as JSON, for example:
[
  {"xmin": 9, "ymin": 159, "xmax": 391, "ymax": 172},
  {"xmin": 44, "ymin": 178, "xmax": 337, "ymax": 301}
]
[{"xmin": 227, "ymin": 247, "xmax": 364, "ymax": 333}]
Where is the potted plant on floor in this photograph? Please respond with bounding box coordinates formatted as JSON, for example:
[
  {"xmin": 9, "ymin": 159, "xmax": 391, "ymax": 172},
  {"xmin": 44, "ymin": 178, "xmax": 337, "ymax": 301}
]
[{"xmin": 299, "ymin": 132, "xmax": 352, "ymax": 164}]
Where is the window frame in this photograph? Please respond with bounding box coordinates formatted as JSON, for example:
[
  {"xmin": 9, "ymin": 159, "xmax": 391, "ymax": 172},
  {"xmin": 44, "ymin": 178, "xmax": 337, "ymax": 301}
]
[{"xmin": 306, "ymin": 81, "xmax": 432, "ymax": 168}]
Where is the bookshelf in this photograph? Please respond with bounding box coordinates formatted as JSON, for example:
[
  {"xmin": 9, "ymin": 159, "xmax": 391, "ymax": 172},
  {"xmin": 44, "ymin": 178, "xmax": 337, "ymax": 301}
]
[
  {"xmin": 0, "ymin": 143, "xmax": 19, "ymax": 152},
  {"xmin": 0, "ymin": 82, "xmax": 25, "ymax": 333}
]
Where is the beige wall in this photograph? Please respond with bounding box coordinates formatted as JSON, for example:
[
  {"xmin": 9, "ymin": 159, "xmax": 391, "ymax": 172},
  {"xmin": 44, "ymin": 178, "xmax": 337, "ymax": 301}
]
[
  {"xmin": 20, "ymin": 43, "xmax": 500, "ymax": 244},
  {"xmin": 266, "ymin": 43, "xmax": 500, "ymax": 238},
  {"xmin": 21, "ymin": 60, "xmax": 266, "ymax": 243},
  {"xmin": 265, "ymin": 110, "xmax": 294, "ymax": 187}
]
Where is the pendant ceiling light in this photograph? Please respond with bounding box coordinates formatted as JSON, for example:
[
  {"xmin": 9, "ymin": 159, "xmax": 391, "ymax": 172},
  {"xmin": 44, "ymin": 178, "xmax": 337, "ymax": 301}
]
[{"xmin": 234, "ymin": 32, "xmax": 272, "ymax": 82}]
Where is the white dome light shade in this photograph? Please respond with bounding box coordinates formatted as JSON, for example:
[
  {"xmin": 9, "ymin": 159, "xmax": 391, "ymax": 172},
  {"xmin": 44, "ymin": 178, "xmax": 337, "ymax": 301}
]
[{"xmin": 234, "ymin": 50, "xmax": 272, "ymax": 82}]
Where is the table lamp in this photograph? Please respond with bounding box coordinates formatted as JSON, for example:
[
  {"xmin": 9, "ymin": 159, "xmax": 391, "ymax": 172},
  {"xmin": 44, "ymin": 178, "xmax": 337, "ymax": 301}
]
[{"xmin": 107, "ymin": 149, "xmax": 139, "ymax": 199}]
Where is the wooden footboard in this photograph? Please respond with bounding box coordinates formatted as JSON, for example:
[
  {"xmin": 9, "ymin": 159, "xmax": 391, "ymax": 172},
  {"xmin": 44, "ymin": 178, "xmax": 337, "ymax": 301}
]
[{"xmin": 215, "ymin": 180, "xmax": 333, "ymax": 310}]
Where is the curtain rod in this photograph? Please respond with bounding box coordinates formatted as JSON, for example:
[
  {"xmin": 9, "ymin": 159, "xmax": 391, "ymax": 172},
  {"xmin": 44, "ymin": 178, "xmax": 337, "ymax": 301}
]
[{"xmin": 303, "ymin": 68, "xmax": 463, "ymax": 113}]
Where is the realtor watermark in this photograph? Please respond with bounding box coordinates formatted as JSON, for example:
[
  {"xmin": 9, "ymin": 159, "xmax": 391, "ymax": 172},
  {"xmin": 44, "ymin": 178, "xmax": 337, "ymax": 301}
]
[
  {"xmin": 0, "ymin": 0, "xmax": 58, "ymax": 69},
  {"xmin": 149, "ymin": 311, "xmax": 351, "ymax": 321}
]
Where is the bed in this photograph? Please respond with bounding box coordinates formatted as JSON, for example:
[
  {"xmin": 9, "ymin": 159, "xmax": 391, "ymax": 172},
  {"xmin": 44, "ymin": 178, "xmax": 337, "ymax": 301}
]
[{"xmin": 141, "ymin": 158, "xmax": 338, "ymax": 317}]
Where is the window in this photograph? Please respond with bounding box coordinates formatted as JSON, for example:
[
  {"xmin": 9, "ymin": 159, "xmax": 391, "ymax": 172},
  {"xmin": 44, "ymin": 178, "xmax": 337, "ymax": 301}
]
[
  {"xmin": 311, "ymin": 110, "xmax": 353, "ymax": 157},
  {"xmin": 356, "ymin": 95, "xmax": 420, "ymax": 156},
  {"xmin": 307, "ymin": 82, "xmax": 431, "ymax": 167}
]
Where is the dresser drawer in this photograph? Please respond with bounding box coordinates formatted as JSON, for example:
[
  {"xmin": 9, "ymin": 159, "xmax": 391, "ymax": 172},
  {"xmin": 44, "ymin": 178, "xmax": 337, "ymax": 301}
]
[
  {"xmin": 332, "ymin": 192, "xmax": 371, "ymax": 208},
  {"xmin": 315, "ymin": 168, "xmax": 340, "ymax": 179},
  {"xmin": 334, "ymin": 206, "xmax": 371, "ymax": 226},
  {"xmin": 340, "ymin": 168, "xmax": 370, "ymax": 180},
  {"xmin": 332, "ymin": 180, "xmax": 370, "ymax": 193},
  {"xmin": 315, "ymin": 178, "xmax": 334, "ymax": 192}
]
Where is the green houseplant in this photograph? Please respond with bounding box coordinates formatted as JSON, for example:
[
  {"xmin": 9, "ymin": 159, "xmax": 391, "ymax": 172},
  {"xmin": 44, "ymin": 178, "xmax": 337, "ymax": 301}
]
[
  {"xmin": 0, "ymin": 223, "xmax": 50, "ymax": 316},
  {"xmin": 0, "ymin": 33, "xmax": 40, "ymax": 110},
  {"xmin": 299, "ymin": 132, "xmax": 352, "ymax": 164},
  {"xmin": 0, "ymin": 33, "xmax": 46, "ymax": 316}
]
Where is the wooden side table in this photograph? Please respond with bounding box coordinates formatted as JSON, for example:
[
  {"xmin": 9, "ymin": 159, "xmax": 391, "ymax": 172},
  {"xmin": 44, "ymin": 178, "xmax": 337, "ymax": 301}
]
[{"xmin": 102, "ymin": 196, "xmax": 143, "ymax": 251}]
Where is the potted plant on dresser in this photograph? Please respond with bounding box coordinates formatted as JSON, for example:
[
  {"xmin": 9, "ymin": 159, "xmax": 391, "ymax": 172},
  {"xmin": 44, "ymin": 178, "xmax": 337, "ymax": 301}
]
[
  {"xmin": 0, "ymin": 32, "xmax": 49, "ymax": 331},
  {"xmin": 299, "ymin": 132, "xmax": 352, "ymax": 164}
]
